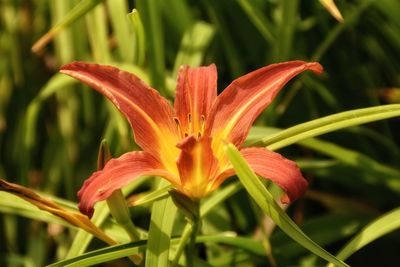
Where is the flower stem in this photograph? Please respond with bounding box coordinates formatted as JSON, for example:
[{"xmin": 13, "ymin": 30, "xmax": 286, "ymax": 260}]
[
  {"xmin": 185, "ymin": 214, "xmax": 201, "ymax": 267},
  {"xmin": 171, "ymin": 225, "xmax": 192, "ymax": 266},
  {"xmin": 170, "ymin": 198, "xmax": 201, "ymax": 267}
]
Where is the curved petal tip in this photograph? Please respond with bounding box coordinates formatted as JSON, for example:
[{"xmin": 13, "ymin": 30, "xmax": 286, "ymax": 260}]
[
  {"xmin": 60, "ymin": 61, "xmax": 90, "ymax": 73},
  {"xmin": 306, "ymin": 62, "xmax": 324, "ymax": 74},
  {"xmin": 77, "ymin": 151, "xmax": 172, "ymax": 218}
]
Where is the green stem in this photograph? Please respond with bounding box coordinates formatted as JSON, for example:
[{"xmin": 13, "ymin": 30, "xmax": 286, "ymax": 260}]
[
  {"xmin": 170, "ymin": 198, "xmax": 201, "ymax": 267},
  {"xmin": 185, "ymin": 206, "xmax": 200, "ymax": 267},
  {"xmin": 171, "ymin": 226, "xmax": 192, "ymax": 266},
  {"xmin": 169, "ymin": 190, "xmax": 201, "ymax": 266}
]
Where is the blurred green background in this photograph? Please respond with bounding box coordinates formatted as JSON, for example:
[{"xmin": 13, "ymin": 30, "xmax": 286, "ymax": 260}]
[{"xmin": 0, "ymin": 0, "xmax": 400, "ymax": 266}]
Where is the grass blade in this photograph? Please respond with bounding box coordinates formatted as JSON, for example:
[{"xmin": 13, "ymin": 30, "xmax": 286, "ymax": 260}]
[
  {"xmin": 47, "ymin": 233, "xmax": 264, "ymax": 267},
  {"xmin": 237, "ymin": 0, "xmax": 275, "ymax": 43},
  {"xmin": 136, "ymin": 0, "xmax": 166, "ymax": 94},
  {"xmin": 225, "ymin": 144, "xmax": 349, "ymax": 267},
  {"xmin": 106, "ymin": 0, "xmax": 132, "ymax": 62},
  {"xmin": 274, "ymin": 0, "xmax": 299, "ymax": 60},
  {"xmin": 312, "ymin": 0, "xmax": 374, "ymax": 61},
  {"xmin": 48, "ymin": 240, "xmax": 146, "ymax": 267},
  {"xmin": 145, "ymin": 180, "xmax": 177, "ymax": 266},
  {"xmin": 127, "ymin": 10, "xmax": 146, "ymax": 66},
  {"xmin": 327, "ymin": 207, "xmax": 400, "ymax": 266},
  {"xmin": 85, "ymin": 2, "xmax": 111, "ymax": 62},
  {"xmin": 32, "ymin": 0, "xmax": 103, "ymax": 53},
  {"xmin": 299, "ymin": 138, "xmax": 400, "ymax": 192},
  {"xmin": 127, "ymin": 185, "xmax": 171, "ymax": 207},
  {"xmin": 25, "ymin": 74, "xmax": 76, "ymax": 152},
  {"xmin": 0, "ymin": 192, "xmax": 72, "ymax": 227},
  {"xmin": 66, "ymin": 176, "xmax": 149, "ymax": 257},
  {"xmin": 252, "ymin": 104, "xmax": 400, "ymax": 151},
  {"xmin": 172, "ymin": 21, "xmax": 215, "ymax": 77}
]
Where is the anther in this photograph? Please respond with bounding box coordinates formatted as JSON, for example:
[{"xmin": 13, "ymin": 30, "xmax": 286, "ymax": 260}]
[
  {"xmin": 200, "ymin": 114, "xmax": 206, "ymax": 136},
  {"xmin": 173, "ymin": 117, "xmax": 183, "ymax": 138},
  {"xmin": 188, "ymin": 113, "xmax": 192, "ymax": 134},
  {"xmin": 173, "ymin": 117, "xmax": 180, "ymax": 126}
]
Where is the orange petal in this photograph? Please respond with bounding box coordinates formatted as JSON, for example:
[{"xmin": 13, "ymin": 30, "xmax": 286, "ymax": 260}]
[
  {"xmin": 240, "ymin": 147, "xmax": 308, "ymax": 203},
  {"xmin": 78, "ymin": 151, "xmax": 176, "ymax": 217},
  {"xmin": 174, "ymin": 64, "xmax": 217, "ymax": 136},
  {"xmin": 176, "ymin": 135, "xmax": 219, "ymax": 198},
  {"xmin": 60, "ymin": 62, "xmax": 180, "ymax": 172},
  {"xmin": 206, "ymin": 61, "xmax": 323, "ymax": 158},
  {"xmin": 210, "ymin": 147, "xmax": 308, "ymax": 203}
]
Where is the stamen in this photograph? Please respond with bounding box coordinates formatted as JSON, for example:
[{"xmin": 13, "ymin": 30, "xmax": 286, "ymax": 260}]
[
  {"xmin": 173, "ymin": 117, "xmax": 183, "ymax": 138},
  {"xmin": 200, "ymin": 114, "xmax": 206, "ymax": 136},
  {"xmin": 188, "ymin": 113, "xmax": 192, "ymax": 134},
  {"xmin": 173, "ymin": 117, "xmax": 180, "ymax": 125}
]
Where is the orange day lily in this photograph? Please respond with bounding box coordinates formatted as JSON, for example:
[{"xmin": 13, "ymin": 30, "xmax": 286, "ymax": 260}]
[{"xmin": 60, "ymin": 61, "xmax": 323, "ymax": 218}]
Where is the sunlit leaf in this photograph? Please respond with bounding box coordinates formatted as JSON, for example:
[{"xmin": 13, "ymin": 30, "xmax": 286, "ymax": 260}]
[
  {"xmin": 32, "ymin": 0, "xmax": 104, "ymax": 53},
  {"xmin": 145, "ymin": 180, "xmax": 177, "ymax": 266},
  {"xmin": 328, "ymin": 207, "xmax": 400, "ymax": 267},
  {"xmin": 172, "ymin": 22, "xmax": 215, "ymax": 77},
  {"xmin": 225, "ymin": 144, "xmax": 349, "ymax": 267},
  {"xmin": 251, "ymin": 104, "xmax": 400, "ymax": 151}
]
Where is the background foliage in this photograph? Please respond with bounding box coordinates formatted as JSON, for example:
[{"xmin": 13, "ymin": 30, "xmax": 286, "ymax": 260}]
[{"xmin": 0, "ymin": 0, "xmax": 399, "ymax": 266}]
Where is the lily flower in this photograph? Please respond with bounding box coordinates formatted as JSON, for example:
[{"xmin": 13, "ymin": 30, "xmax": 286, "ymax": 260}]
[{"xmin": 60, "ymin": 61, "xmax": 323, "ymax": 218}]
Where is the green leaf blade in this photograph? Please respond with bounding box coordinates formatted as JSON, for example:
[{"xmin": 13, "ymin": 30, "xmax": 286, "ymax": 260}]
[
  {"xmin": 225, "ymin": 144, "xmax": 349, "ymax": 267},
  {"xmin": 328, "ymin": 207, "xmax": 400, "ymax": 266},
  {"xmin": 252, "ymin": 104, "xmax": 400, "ymax": 151}
]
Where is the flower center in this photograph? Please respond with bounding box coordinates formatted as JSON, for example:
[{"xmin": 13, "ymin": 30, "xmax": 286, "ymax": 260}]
[{"xmin": 174, "ymin": 113, "xmax": 206, "ymax": 139}]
